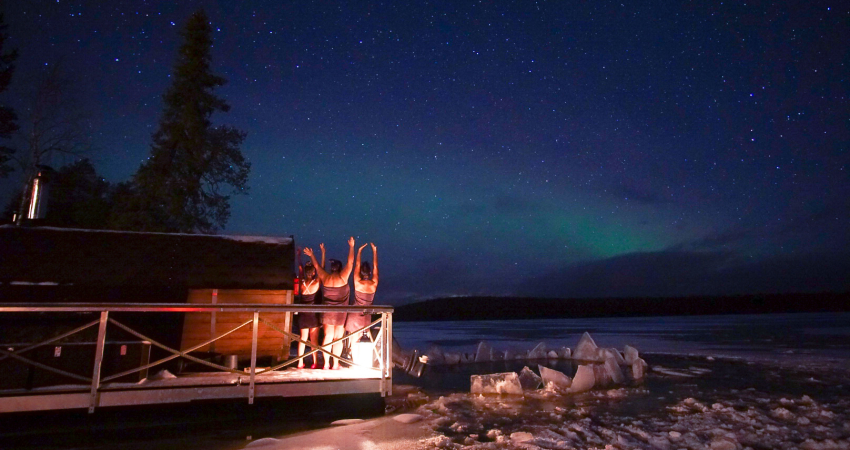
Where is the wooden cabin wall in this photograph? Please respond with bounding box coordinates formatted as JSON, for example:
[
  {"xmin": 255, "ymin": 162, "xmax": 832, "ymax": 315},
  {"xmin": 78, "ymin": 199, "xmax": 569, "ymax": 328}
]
[{"xmin": 180, "ymin": 289, "xmax": 293, "ymax": 362}]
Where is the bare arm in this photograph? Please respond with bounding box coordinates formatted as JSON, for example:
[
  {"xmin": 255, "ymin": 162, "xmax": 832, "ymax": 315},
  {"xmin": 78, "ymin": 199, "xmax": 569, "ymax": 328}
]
[
  {"xmin": 371, "ymin": 243, "xmax": 378, "ymax": 284},
  {"xmin": 303, "ymin": 247, "xmax": 330, "ymax": 282},
  {"xmin": 355, "ymin": 243, "xmax": 366, "ymax": 281},
  {"xmin": 319, "ymin": 243, "xmax": 326, "ymax": 268},
  {"xmin": 340, "ymin": 237, "xmax": 356, "ymax": 280}
]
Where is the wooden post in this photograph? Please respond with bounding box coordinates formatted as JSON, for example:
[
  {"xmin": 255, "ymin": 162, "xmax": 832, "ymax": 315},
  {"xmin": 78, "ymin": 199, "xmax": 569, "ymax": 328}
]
[{"xmin": 89, "ymin": 311, "xmax": 108, "ymax": 413}]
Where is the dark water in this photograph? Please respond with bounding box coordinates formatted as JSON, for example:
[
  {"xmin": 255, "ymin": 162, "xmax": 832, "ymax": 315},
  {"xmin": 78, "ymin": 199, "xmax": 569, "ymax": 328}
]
[{"xmin": 394, "ymin": 312, "xmax": 850, "ymax": 370}]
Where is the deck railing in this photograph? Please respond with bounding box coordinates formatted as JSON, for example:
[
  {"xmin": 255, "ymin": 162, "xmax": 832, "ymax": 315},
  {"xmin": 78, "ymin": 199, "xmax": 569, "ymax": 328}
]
[{"xmin": 0, "ymin": 303, "xmax": 393, "ymax": 413}]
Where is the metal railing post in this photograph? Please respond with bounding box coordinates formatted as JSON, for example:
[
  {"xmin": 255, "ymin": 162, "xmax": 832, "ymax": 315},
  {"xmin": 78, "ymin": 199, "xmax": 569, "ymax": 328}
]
[
  {"xmin": 387, "ymin": 312, "xmax": 393, "ymax": 396},
  {"xmin": 379, "ymin": 312, "xmax": 386, "ymax": 395},
  {"xmin": 89, "ymin": 311, "xmax": 109, "ymax": 413},
  {"xmin": 249, "ymin": 311, "xmax": 259, "ymax": 404}
]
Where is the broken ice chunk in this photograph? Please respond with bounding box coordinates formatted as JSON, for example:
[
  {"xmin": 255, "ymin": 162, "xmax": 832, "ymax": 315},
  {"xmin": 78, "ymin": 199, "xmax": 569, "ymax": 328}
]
[
  {"xmin": 518, "ymin": 366, "xmax": 542, "ymax": 390},
  {"xmin": 623, "ymin": 345, "xmax": 639, "ymax": 365},
  {"xmin": 573, "ymin": 332, "xmax": 600, "ymax": 361},
  {"xmin": 538, "ymin": 365, "xmax": 572, "ymax": 390},
  {"xmin": 470, "ymin": 372, "xmax": 523, "ymax": 395},
  {"xmin": 570, "ymin": 364, "xmax": 595, "ymax": 393},
  {"xmin": 603, "ymin": 348, "xmax": 626, "ymax": 365},
  {"xmin": 558, "ymin": 347, "xmax": 571, "ymax": 359},
  {"xmin": 475, "ymin": 341, "xmax": 493, "ymax": 362},
  {"xmin": 605, "ymin": 357, "xmax": 625, "ymax": 384},
  {"xmin": 547, "ymin": 350, "xmax": 559, "ymax": 359},
  {"xmin": 528, "ymin": 342, "xmax": 548, "ymax": 359},
  {"xmin": 592, "ymin": 363, "xmax": 613, "ymax": 387},
  {"xmin": 632, "ymin": 357, "xmax": 647, "ymax": 381}
]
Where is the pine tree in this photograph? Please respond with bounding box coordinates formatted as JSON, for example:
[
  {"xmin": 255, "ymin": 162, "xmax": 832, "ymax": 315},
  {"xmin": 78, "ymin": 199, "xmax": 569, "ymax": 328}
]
[
  {"xmin": 0, "ymin": 12, "xmax": 18, "ymax": 178},
  {"xmin": 130, "ymin": 10, "xmax": 248, "ymax": 233}
]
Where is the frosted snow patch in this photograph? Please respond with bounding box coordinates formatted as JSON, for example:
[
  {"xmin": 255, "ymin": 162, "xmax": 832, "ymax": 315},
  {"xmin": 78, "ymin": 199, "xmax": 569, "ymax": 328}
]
[
  {"xmin": 243, "ymin": 437, "xmax": 281, "ymax": 448},
  {"xmin": 393, "ymin": 413, "xmax": 424, "ymax": 424}
]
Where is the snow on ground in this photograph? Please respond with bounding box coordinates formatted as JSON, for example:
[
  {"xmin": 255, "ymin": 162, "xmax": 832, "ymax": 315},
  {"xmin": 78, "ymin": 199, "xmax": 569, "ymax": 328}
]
[
  {"xmin": 255, "ymin": 354, "xmax": 850, "ymax": 450},
  {"xmin": 258, "ymin": 315, "xmax": 850, "ymax": 450}
]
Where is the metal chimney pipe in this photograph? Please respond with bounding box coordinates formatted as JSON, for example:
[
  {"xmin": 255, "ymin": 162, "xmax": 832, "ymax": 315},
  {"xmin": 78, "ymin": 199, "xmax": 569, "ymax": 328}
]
[{"xmin": 17, "ymin": 165, "xmax": 54, "ymax": 225}]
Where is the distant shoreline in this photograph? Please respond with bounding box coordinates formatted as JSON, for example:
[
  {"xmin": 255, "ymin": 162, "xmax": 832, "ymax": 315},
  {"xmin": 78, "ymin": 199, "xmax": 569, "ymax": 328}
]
[{"xmin": 392, "ymin": 292, "xmax": 850, "ymax": 322}]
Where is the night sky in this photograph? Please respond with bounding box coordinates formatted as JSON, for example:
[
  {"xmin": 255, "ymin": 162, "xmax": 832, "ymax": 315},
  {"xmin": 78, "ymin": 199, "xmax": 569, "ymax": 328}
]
[{"xmin": 2, "ymin": 1, "xmax": 848, "ymax": 304}]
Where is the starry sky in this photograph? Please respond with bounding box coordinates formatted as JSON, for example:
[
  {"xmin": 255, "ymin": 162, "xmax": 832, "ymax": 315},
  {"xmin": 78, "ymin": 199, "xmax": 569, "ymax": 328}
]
[{"xmin": 2, "ymin": 1, "xmax": 849, "ymax": 304}]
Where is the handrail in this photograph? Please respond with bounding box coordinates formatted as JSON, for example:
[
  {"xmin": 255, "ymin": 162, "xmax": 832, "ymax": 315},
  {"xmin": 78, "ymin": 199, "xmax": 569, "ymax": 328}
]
[
  {"xmin": 0, "ymin": 302, "xmax": 394, "ymax": 413},
  {"xmin": 0, "ymin": 303, "xmax": 394, "ymax": 313}
]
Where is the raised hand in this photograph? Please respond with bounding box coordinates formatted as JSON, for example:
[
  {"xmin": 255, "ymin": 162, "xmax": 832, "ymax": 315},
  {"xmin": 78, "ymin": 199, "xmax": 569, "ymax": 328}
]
[
  {"xmin": 303, "ymin": 247, "xmax": 314, "ymax": 258},
  {"xmin": 359, "ymin": 243, "xmax": 368, "ymax": 252},
  {"xmin": 370, "ymin": 243, "xmax": 377, "ymax": 252},
  {"xmin": 348, "ymin": 236, "xmax": 355, "ymax": 247}
]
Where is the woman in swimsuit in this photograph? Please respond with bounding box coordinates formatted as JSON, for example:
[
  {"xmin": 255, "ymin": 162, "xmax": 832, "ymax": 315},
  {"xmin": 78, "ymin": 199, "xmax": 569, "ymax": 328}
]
[
  {"xmin": 345, "ymin": 242, "xmax": 379, "ymax": 341},
  {"xmin": 303, "ymin": 237, "xmax": 354, "ymax": 370},
  {"xmin": 296, "ymin": 244, "xmax": 324, "ymax": 369}
]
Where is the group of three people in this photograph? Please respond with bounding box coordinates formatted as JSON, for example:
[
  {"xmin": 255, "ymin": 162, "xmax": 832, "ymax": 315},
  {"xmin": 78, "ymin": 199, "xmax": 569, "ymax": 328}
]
[{"xmin": 297, "ymin": 237, "xmax": 379, "ymax": 370}]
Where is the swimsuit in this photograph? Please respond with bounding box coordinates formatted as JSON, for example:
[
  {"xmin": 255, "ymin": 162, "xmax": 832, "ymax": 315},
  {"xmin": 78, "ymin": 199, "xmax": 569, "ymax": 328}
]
[
  {"xmin": 345, "ymin": 290, "xmax": 375, "ymax": 332},
  {"xmin": 297, "ymin": 291, "xmax": 320, "ymax": 329},
  {"xmin": 321, "ymin": 284, "xmax": 349, "ymax": 325}
]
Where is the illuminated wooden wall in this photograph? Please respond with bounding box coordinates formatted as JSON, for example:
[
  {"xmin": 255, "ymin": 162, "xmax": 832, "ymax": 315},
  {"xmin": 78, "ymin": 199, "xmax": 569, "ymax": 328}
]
[{"xmin": 180, "ymin": 289, "xmax": 293, "ymax": 362}]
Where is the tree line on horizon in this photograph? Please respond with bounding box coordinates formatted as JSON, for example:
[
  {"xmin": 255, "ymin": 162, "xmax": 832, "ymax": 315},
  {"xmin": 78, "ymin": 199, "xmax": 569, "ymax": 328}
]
[
  {"xmin": 0, "ymin": 10, "xmax": 249, "ymax": 234},
  {"xmin": 391, "ymin": 292, "xmax": 850, "ymax": 322}
]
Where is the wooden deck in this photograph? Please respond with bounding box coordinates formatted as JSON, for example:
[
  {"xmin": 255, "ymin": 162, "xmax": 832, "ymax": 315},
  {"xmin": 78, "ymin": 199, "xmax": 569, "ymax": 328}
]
[
  {"xmin": 0, "ymin": 303, "xmax": 393, "ymax": 414},
  {"xmin": 0, "ymin": 366, "xmax": 386, "ymax": 413}
]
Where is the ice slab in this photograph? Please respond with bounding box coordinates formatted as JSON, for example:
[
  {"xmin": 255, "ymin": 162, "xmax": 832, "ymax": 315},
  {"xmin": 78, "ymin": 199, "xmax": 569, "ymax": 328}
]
[
  {"xmin": 605, "ymin": 357, "xmax": 626, "ymax": 384},
  {"xmin": 528, "ymin": 342, "xmax": 548, "ymax": 359},
  {"xmin": 558, "ymin": 346, "xmax": 572, "ymax": 359},
  {"xmin": 623, "ymin": 345, "xmax": 639, "ymax": 365},
  {"xmin": 603, "ymin": 348, "xmax": 626, "ymax": 365},
  {"xmin": 518, "ymin": 366, "xmax": 542, "ymax": 390},
  {"xmin": 573, "ymin": 332, "xmax": 600, "ymax": 361},
  {"xmin": 547, "ymin": 350, "xmax": 559, "ymax": 359},
  {"xmin": 632, "ymin": 357, "xmax": 647, "ymax": 381},
  {"xmin": 570, "ymin": 364, "xmax": 595, "ymax": 393},
  {"xmin": 538, "ymin": 365, "xmax": 572, "ymax": 390},
  {"xmin": 470, "ymin": 372, "xmax": 523, "ymax": 395},
  {"xmin": 475, "ymin": 341, "xmax": 493, "ymax": 362},
  {"xmin": 592, "ymin": 362, "xmax": 613, "ymax": 387}
]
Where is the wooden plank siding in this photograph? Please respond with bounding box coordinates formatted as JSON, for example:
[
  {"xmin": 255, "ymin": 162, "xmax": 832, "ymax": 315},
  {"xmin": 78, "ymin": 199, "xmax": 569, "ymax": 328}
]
[{"xmin": 180, "ymin": 289, "xmax": 294, "ymax": 361}]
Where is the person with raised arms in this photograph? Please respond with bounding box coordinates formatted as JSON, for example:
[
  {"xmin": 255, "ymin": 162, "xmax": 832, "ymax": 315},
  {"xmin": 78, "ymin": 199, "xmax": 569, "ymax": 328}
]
[
  {"xmin": 345, "ymin": 242, "xmax": 379, "ymax": 345},
  {"xmin": 303, "ymin": 237, "xmax": 354, "ymax": 370}
]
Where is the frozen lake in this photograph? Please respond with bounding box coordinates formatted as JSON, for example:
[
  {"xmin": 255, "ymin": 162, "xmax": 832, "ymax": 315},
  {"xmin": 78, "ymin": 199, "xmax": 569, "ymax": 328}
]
[{"xmin": 394, "ymin": 312, "xmax": 850, "ymax": 370}]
